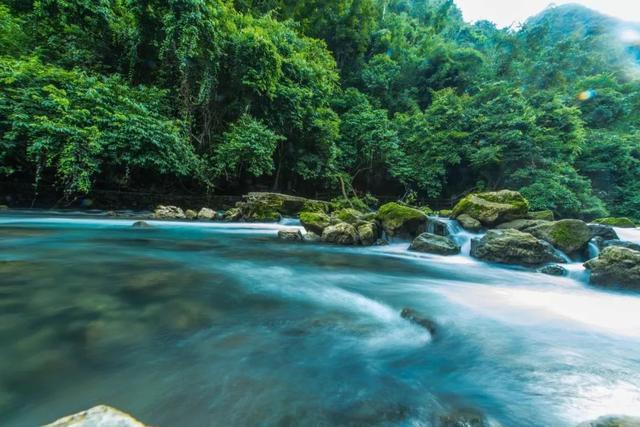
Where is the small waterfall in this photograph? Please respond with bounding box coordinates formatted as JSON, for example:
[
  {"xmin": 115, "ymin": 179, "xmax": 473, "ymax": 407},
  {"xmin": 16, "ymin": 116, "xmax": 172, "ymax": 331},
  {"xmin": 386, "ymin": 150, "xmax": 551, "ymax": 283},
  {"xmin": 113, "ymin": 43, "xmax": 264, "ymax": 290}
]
[
  {"xmin": 436, "ymin": 217, "xmax": 483, "ymax": 256},
  {"xmin": 587, "ymin": 241, "xmax": 600, "ymax": 260}
]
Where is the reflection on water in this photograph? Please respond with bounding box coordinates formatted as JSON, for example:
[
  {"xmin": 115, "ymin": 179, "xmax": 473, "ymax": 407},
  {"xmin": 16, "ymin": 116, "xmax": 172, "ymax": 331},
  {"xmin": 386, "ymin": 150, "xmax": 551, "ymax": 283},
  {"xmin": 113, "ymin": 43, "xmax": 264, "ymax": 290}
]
[{"xmin": 1, "ymin": 214, "xmax": 640, "ymax": 426}]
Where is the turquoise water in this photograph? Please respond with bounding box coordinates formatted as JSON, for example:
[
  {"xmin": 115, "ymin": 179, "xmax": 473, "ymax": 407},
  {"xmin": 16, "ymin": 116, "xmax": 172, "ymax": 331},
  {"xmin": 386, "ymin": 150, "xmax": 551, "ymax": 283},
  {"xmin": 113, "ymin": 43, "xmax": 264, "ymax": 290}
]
[{"xmin": 1, "ymin": 213, "xmax": 640, "ymax": 426}]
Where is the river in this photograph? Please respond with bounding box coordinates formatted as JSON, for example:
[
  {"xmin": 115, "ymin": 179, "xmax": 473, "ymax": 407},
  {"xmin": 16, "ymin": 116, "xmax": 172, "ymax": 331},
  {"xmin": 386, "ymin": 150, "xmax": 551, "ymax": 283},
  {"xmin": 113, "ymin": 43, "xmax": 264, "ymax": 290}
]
[{"xmin": 1, "ymin": 212, "xmax": 639, "ymax": 426}]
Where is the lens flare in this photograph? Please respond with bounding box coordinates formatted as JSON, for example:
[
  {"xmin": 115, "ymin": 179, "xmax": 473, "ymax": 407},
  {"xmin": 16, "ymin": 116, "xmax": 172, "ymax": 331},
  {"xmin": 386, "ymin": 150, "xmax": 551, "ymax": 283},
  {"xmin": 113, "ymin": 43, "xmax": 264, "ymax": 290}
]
[{"xmin": 577, "ymin": 90, "xmax": 596, "ymax": 101}]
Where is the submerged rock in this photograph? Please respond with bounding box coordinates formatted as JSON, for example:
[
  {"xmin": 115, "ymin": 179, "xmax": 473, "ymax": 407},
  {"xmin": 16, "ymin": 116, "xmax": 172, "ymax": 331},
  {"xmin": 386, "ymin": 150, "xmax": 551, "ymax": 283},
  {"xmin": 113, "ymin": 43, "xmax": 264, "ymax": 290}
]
[
  {"xmin": 452, "ymin": 190, "xmax": 529, "ymax": 227},
  {"xmin": 377, "ymin": 202, "xmax": 428, "ymax": 238},
  {"xmin": 132, "ymin": 221, "xmax": 152, "ymax": 228},
  {"xmin": 356, "ymin": 221, "xmax": 379, "ymax": 246},
  {"xmin": 153, "ymin": 205, "xmax": 185, "ymax": 220},
  {"xmin": 457, "ymin": 214, "xmax": 482, "ymax": 232},
  {"xmin": 410, "ymin": 233, "xmax": 460, "ymax": 256},
  {"xmin": 44, "ymin": 405, "xmax": 148, "ymax": 427},
  {"xmin": 576, "ymin": 415, "xmax": 640, "ymax": 427},
  {"xmin": 300, "ymin": 211, "xmax": 331, "ymax": 235},
  {"xmin": 400, "ymin": 308, "xmax": 437, "ymax": 335},
  {"xmin": 588, "ymin": 224, "xmax": 619, "ymax": 241},
  {"xmin": 321, "ymin": 222, "xmax": 358, "ymax": 245},
  {"xmin": 539, "ymin": 264, "xmax": 568, "ymax": 277},
  {"xmin": 584, "ymin": 246, "xmax": 640, "ymax": 289},
  {"xmin": 470, "ymin": 229, "xmax": 565, "ymax": 267},
  {"xmin": 528, "ymin": 219, "xmax": 592, "ymax": 255},
  {"xmin": 277, "ymin": 229, "xmax": 303, "ymax": 242},
  {"xmin": 197, "ymin": 207, "xmax": 216, "ymax": 220},
  {"xmin": 592, "ymin": 217, "xmax": 636, "ymax": 228}
]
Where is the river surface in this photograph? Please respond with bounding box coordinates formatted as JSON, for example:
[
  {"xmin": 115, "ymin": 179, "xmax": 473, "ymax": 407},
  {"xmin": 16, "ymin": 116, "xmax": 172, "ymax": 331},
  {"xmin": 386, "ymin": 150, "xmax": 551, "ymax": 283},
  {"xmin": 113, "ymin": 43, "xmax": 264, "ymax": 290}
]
[{"xmin": 1, "ymin": 212, "xmax": 640, "ymax": 426}]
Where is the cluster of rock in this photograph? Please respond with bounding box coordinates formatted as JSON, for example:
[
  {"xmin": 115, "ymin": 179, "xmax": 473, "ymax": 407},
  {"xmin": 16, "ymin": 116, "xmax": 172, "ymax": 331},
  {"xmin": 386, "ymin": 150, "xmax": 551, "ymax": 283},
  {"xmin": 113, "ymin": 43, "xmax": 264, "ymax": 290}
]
[{"xmin": 153, "ymin": 205, "xmax": 218, "ymax": 221}]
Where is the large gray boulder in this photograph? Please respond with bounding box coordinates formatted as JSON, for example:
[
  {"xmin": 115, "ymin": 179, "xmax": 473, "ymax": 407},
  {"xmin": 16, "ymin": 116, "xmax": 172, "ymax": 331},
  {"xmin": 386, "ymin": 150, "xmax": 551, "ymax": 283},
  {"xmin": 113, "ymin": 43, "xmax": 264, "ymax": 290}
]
[
  {"xmin": 426, "ymin": 217, "xmax": 450, "ymax": 236},
  {"xmin": 576, "ymin": 415, "xmax": 640, "ymax": 427},
  {"xmin": 457, "ymin": 213, "xmax": 482, "ymax": 232},
  {"xmin": 44, "ymin": 405, "xmax": 148, "ymax": 427},
  {"xmin": 452, "ymin": 190, "xmax": 529, "ymax": 227},
  {"xmin": 584, "ymin": 246, "xmax": 640, "ymax": 289},
  {"xmin": 153, "ymin": 205, "xmax": 185, "ymax": 219},
  {"xmin": 321, "ymin": 222, "xmax": 358, "ymax": 245},
  {"xmin": 300, "ymin": 211, "xmax": 331, "ymax": 235},
  {"xmin": 528, "ymin": 219, "xmax": 592, "ymax": 255},
  {"xmin": 588, "ymin": 224, "xmax": 619, "ymax": 241},
  {"xmin": 410, "ymin": 233, "xmax": 461, "ymax": 255},
  {"xmin": 470, "ymin": 229, "xmax": 565, "ymax": 266}
]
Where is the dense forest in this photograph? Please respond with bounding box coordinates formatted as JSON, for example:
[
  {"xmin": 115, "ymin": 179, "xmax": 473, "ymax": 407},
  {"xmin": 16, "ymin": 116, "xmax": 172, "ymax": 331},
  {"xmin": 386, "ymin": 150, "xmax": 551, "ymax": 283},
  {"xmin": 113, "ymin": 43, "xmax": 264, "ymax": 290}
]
[{"xmin": 1, "ymin": 0, "xmax": 639, "ymax": 218}]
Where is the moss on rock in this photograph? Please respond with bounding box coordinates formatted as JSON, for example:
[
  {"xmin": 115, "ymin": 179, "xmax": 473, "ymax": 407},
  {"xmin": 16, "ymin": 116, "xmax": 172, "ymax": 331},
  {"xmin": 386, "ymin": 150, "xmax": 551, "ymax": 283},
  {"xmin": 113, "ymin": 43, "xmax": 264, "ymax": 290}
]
[
  {"xmin": 300, "ymin": 211, "xmax": 331, "ymax": 235},
  {"xmin": 528, "ymin": 219, "xmax": 592, "ymax": 255},
  {"xmin": 334, "ymin": 208, "xmax": 364, "ymax": 224},
  {"xmin": 376, "ymin": 202, "xmax": 428, "ymax": 238},
  {"xmin": 593, "ymin": 217, "xmax": 636, "ymax": 228},
  {"xmin": 452, "ymin": 190, "xmax": 529, "ymax": 227}
]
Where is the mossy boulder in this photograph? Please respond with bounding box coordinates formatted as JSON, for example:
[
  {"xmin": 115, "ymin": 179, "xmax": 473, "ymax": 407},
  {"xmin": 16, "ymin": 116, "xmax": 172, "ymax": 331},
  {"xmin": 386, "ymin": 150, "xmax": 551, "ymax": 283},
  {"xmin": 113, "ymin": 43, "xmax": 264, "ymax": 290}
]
[
  {"xmin": 223, "ymin": 207, "xmax": 242, "ymax": 222},
  {"xmin": 302, "ymin": 199, "xmax": 330, "ymax": 213},
  {"xmin": 321, "ymin": 222, "xmax": 358, "ymax": 245},
  {"xmin": 410, "ymin": 233, "xmax": 460, "ymax": 256},
  {"xmin": 528, "ymin": 210, "xmax": 554, "ymax": 221},
  {"xmin": 197, "ymin": 207, "xmax": 216, "ymax": 220},
  {"xmin": 452, "ymin": 190, "xmax": 529, "ymax": 227},
  {"xmin": 184, "ymin": 209, "xmax": 198, "ymax": 220},
  {"xmin": 300, "ymin": 211, "xmax": 331, "ymax": 235},
  {"xmin": 438, "ymin": 209, "xmax": 453, "ymax": 217},
  {"xmin": 584, "ymin": 246, "xmax": 640, "ymax": 289},
  {"xmin": 334, "ymin": 208, "xmax": 364, "ymax": 224},
  {"xmin": 528, "ymin": 219, "xmax": 592, "ymax": 255},
  {"xmin": 470, "ymin": 229, "xmax": 565, "ymax": 266},
  {"xmin": 593, "ymin": 217, "xmax": 636, "ymax": 228},
  {"xmin": 377, "ymin": 202, "xmax": 428, "ymax": 238},
  {"xmin": 496, "ymin": 219, "xmax": 550, "ymax": 232},
  {"xmin": 153, "ymin": 205, "xmax": 185, "ymax": 220},
  {"xmin": 235, "ymin": 192, "xmax": 327, "ymax": 221},
  {"xmin": 357, "ymin": 222, "xmax": 379, "ymax": 246}
]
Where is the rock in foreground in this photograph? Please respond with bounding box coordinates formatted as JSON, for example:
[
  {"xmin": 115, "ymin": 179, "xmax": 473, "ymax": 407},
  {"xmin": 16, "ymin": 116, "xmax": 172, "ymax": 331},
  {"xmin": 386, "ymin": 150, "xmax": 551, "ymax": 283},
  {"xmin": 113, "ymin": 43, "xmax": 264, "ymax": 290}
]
[
  {"xmin": 410, "ymin": 233, "xmax": 460, "ymax": 255},
  {"xmin": 576, "ymin": 415, "xmax": 640, "ymax": 427},
  {"xmin": 584, "ymin": 246, "xmax": 640, "ymax": 289},
  {"xmin": 278, "ymin": 229, "xmax": 303, "ymax": 242},
  {"xmin": 470, "ymin": 229, "xmax": 565, "ymax": 266},
  {"xmin": 452, "ymin": 190, "xmax": 529, "ymax": 227},
  {"xmin": 44, "ymin": 405, "xmax": 148, "ymax": 427}
]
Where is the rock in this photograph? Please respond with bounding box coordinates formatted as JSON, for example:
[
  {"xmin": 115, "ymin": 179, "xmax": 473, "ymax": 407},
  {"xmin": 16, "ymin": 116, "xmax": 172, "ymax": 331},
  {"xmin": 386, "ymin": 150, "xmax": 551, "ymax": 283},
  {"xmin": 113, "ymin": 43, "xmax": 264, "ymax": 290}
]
[
  {"xmin": 470, "ymin": 229, "xmax": 565, "ymax": 266},
  {"xmin": 302, "ymin": 199, "xmax": 330, "ymax": 213},
  {"xmin": 434, "ymin": 407, "xmax": 500, "ymax": 427},
  {"xmin": 300, "ymin": 211, "xmax": 331, "ymax": 235},
  {"xmin": 197, "ymin": 207, "xmax": 216, "ymax": 220},
  {"xmin": 496, "ymin": 219, "xmax": 549, "ymax": 232},
  {"xmin": 321, "ymin": 222, "xmax": 359, "ymax": 245},
  {"xmin": 603, "ymin": 240, "xmax": 640, "ymax": 252},
  {"xmin": 452, "ymin": 190, "xmax": 529, "ymax": 227},
  {"xmin": 277, "ymin": 229, "xmax": 303, "ymax": 242},
  {"xmin": 528, "ymin": 210, "xmax": 555, "ymax": 221},
  {"xmin": 44, "ymin": 405, "xmax": 148, "ymax": 427},
  {"xmin": 377, "ymin": 202, "xmax": 428, "ymax": 238},
  {"xmin": 132, "ymin": 221, "xmax": 152, "ymax": 228},
  {"xmin": 374, "ymin": 238, "xmax": 389, "ymax": 246},
  {"xmin": 539, "ymin": 264, "xmax": 568, "ymax": 276},
  {"xmin": 184, "ymin": 209, "xmax": 198, "ymax": 220},
  {"xmin": 528, "ymin": 219, "xmax": 592, "ymax": 255},
  {"xmin": 223, "ymin": 207, "xmax": 242, "ymax": 222},
  {"xmin": 357, "ymin": 222, "xmax": 379, "ymax": 246},
  {"xmin": 0, "ymin": 204, "xmax": 8, "ymax": 210},
  {"xmin": 576, "ymin": 415, "xmax": 640, "ymax": 427},
  {"xmin": 457, "ymin": 214, "xmax": 482, "ymax": 232},
  {"xmin": 303, "ymin": 231, "xmax": 321, "ymax": 242},
  {"xmin": 593, "ymin": 217, "xmax": 636, "ymax": 228},
  {"xmin": 334, "ymin": 208, "xmax": 364, "ymax": 224},
  {"xmin": 236, "ymin": 192, "xmax": 326, "ymax": 220},
  {"xmin": 400, "ymin": 308, "xmax": 437, "ymax": 335},
  {"xmin": 588, "ymin": 224, "xmax": 619, "ymax": 241},
  {"xmin": 438, "ymin": 209, "xmax": 453, "ymax": 217},
  {"xmin": 584, "ymin": 246, "xmax": 640, "ymax": 289},
  {"xmin": 410, "ymin": 233, "xmax": 460, "ymax": 256},
  {"xmin": 426, "ymin": 217, "xmax": 450, "ymax": 236},
  {"xmin": 153, "ymin": 205, "xmax": 185, "ymax": 220}
]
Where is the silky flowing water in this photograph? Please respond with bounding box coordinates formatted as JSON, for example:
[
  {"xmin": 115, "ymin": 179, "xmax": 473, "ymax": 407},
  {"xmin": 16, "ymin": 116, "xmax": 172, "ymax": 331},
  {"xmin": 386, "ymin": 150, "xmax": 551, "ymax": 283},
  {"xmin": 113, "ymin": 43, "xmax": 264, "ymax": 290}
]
[{"xmin": 1, "ymin": 213, "xmax": 640, "ymax": 426}]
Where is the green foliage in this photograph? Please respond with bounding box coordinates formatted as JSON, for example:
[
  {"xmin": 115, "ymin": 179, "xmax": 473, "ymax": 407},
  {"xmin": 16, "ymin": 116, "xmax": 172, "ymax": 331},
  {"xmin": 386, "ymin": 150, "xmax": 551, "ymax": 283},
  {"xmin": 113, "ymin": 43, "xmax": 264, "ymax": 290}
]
[
  {"xmin": 212, "ymin": 114, "xmax": 283, "ymax": 179},
  {"xmin": 0, "ymin": 56, "xmax": 198, "ymax": 196}
]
